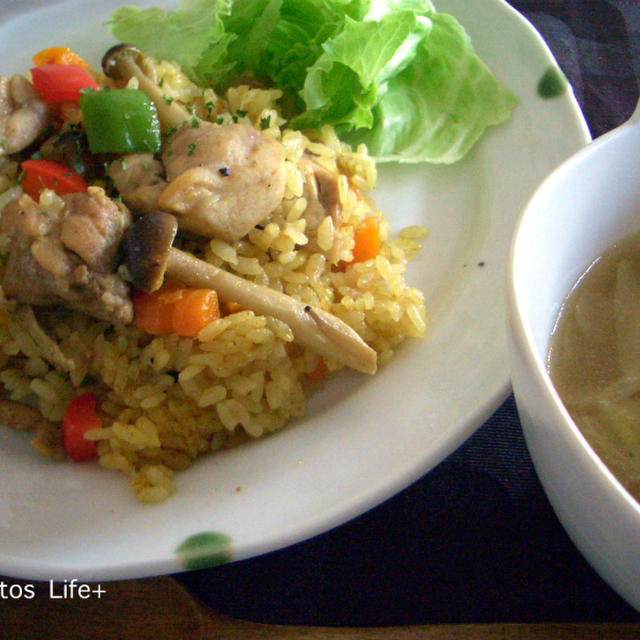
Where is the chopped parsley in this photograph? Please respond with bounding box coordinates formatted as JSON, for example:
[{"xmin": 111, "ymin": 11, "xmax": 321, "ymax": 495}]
[{"xmin": 259, "ymin": 115, "xmax": 271, "ymax": 130}]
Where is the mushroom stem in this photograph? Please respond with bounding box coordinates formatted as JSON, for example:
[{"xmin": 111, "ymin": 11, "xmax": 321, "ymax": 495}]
[
  {"xmin": 165, "ymin": 247, "xmax": 377, "ymax": 374},
  {"xmin": 122, "ymin": 58, "xmax": 191, "ymax": 130},
  {"xmin": 102, "ymin": 46, "xmax": 192, "ymax": 131}
]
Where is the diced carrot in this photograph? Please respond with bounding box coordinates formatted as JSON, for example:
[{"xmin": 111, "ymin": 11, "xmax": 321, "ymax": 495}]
[
  {"xmin": 220, "ymin": 300, "xmax": 243, "ymax": 315},
  {"xmin": 334, "ymin": 216, "xmax": 381, "ymax": 271},
  {"xmin": 33, "ymin": 46, "xmax": 92, "ymax": 69},
  {"xmin": 172, "ymin": 288, "xmax": 220, "ymax": 337},
  {"xmin": 132, "ymin": 288, "xmax": 175, "ymax": 336},
  {"xmin": 306, "ymin": 357, "xmax": 328, "ymax": 383},
  {"xmin": 133, "ymin": 282, "xmax": 220, "ymax": 338},
  {"xmin": 155, "ymin": 280, "xmax": 186, "ymax": 304},
  {"xmin": 351, "ymin": 216, "xmax": 380, "ymax": 263}
]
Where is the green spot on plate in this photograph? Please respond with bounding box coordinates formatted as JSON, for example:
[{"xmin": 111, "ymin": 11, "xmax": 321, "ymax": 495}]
[
  {"xmin": 176, "ymin": 531, "xmax": 233, "ymax": 570},
  {"xmin": 537, "ymin": 66, "xmax": 568, "ymax": 99}
]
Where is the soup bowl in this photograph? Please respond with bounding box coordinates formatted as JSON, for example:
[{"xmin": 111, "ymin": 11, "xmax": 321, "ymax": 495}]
[{"xmin": 507, "ymin": 102, "xmax": 640, "ymax": 612}]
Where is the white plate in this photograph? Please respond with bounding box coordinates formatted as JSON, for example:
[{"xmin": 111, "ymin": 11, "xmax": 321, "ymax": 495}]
[{"xmin": 0, "ymin": 0, "xmax": 589, "ymax": 580}]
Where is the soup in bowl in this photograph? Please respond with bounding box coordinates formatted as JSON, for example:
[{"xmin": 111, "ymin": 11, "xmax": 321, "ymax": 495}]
[{"xmin": 507, "ymin": 103, "xmax": 640, "ymax": 612}]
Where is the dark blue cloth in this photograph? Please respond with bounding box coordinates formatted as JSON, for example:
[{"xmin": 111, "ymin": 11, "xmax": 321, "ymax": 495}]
[{"xmin": 176, "ymin": 1, "xmax": 640, "ymax": 624}]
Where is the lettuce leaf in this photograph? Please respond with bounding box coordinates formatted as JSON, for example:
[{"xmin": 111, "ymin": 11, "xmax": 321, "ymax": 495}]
[
  {"xmin": 342, "ymin": 11, "xmax": 519, "ymax": 162},
  {"xmin": 289, "ymin": 10, "xmax": 427, "ymax": 131},
  {"xmin": 108, "ymin": 0, "xmax": 517, "ymax": 164},
  {"xmin": 109, "ymin": 0, "xmax": 235, "ymax": 83}
]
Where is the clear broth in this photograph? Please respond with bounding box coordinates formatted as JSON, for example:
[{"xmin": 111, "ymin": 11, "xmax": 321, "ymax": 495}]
[{"xmin": 548, "ymin": 229, "xmax": 640, "ymax": 501}]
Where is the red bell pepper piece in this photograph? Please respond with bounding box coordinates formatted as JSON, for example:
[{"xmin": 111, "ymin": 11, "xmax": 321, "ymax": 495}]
[
  {"xmin": 30, "ymin": 63, "xmax": 98, "ymax": 103},
  {"xmin": 63, "ymin": 392, "xmax": 100, "ymax": 462},
  {"xmin": 21, "ymin": 159, "xmax": 87, "ymax": 200}
]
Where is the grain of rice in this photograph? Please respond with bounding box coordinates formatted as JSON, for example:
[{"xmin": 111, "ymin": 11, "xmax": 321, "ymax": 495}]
[
  {"xmin": 281, "ymin": 130, "xmax": 308, "ymax": 161},
  {"xmin": 140, "ymin": 393, "xmax": 167, "ymax": 410},
  {"xmin": 400, "ymin": 225, "xmax": 429, "ymax": 240},
  {"xmin": 319, "ymin": 125, "xmax": 342, "ymax": 154},
  {"xmin": 263, "ymin": 261, "xmax": 284, "ymax": 280},
  {"xmin": 209, "ymin": 238, "xmax": 239, "ymax": 265},
  {"xmin": 198, "ymin": 318, "xmax": 231, "ymax": 342},
  {"xmin": 30, "ymin": 379, "xmax": 60, "ymax": 406},
  {"xmin": 198, "ymin": 385, "xmax": 227, "ymax": 407},
  {"xmin": 317, "ymin": 216, "xmax": 335, "ymax": 252},
  {"xmin": 281, "ymin": 270, "xmax": 308, "ymax": 285},
  {"xmin": 99, "ymin": 451, "xmax": 133, "ymax": 473},
  {"xmin": 305, "ymin": 141, "xmax": 335, "ymax": 158},
  {"xmin": 283, "ymin": 221, "xmax": 308, "ymax": 246},
  {"xmin": 272, "ymin": 234, "xmax": 296, "ymax": 254},
  {"xmin": 284, "ymin": 160, "xmax": 304, "ymax": 197},
  {"xmin": 286, "ymin": 197, "xmax": 307, "ymax": 222},
  {"xmin": 113, "ymin": 417, "xmax": 161, "ymax": 450},
  {"xmin": 230, "ymin": 256, "xmax": 262, "ymax": 276},
  {"xmin": 217, "ymin": 398, "xmax": 248, "ymax": 430},
  {"xmin": 178, "ymin": 363, "xmax": 205, "ymax": 383},
  {"xmin": 277, "ymin": 250, "xmax": 297, "ymax": 265},
  {"xmin": 406, "ymin": 303, "xmax": 428, "ymax": 337},
  {"xmin": 25, "ymin": 357, "xmax": 48, "ymax": 378}
]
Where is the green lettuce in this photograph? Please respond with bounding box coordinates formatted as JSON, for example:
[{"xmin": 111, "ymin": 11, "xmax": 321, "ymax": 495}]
[
  {"xmin": 108, "ymin": 0, "xmax": 236, "ymax": 82},
  {"xmin": 342, "ymin": 11, "xmax": 519, "ymax": 162},
  {"xmin": 109, "ymin": 0, "xmax": 517, "ymax": 164}
]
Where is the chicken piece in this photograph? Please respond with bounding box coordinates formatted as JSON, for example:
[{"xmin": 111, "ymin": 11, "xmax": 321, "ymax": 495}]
[
  {"xmin": 0, "ymin": 192, "xmax": 56, "ymax": 238},
  {"xmin": 108, "ymin": 153, "xmax": 167, "ymax": 214},
  {"xmin": 0, "ymin": 191, "xmax": 133, "ymax": 324},
  {"xmin": 158, "ymin": 122, "xmax": 286, "ymax": 241},
  {"xmin": 298, "ymin": 154, "xmax": 344, "ymax": 263},
  {"xmin": 300, "ymin": 154, "xmax": 342, "ymax": 238},
  {"xmin": 3, "ymin": 234, "xmax": 132, "ymax": 324},
  {"xmin": 0, "ymin": 75, "xmax": 49, "ymax": 156},
  {"xmin": 60, "ymin": 186, "xmax": 131, "ymax": 273}
]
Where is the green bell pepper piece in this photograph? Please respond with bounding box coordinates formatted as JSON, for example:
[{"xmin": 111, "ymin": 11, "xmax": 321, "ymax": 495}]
[{"xmin": 80, "ymin": 88, "xmax": 161, "ymax": 154}]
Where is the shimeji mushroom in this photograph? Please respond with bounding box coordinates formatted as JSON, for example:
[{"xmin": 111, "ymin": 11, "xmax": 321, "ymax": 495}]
[
  {"xmin": 123, "ymin": 212, "xmax": 377, "ymax": 374},
  {"xmin": 102, "ymin": 44, "xmax": 192, "ymax": 132}
]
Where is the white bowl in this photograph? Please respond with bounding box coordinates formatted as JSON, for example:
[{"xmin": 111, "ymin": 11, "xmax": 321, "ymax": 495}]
[{"xmin": 507, "ymin": 102, "xmax": 640, "ymax": 612}]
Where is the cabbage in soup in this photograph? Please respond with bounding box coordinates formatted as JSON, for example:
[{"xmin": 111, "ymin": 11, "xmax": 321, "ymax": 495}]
[{"xmin": 547, "ymin": 229, "xmax": 640, "ymax": 501}]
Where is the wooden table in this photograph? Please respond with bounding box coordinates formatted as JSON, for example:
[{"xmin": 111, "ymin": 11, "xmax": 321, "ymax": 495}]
[{"xmin": 1, "ymin": 577, "xmax": 639, "ymax": 639}]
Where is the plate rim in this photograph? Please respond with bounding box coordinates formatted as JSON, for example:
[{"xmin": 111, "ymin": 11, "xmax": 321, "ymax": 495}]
[{"xmin": 0, "ymin": 0, "xmax": 591, "ymax": 580}]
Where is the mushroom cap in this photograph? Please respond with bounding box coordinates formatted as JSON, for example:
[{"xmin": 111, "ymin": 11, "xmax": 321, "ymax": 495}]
[
  {"xmin": 123, "ymin": 211, "xmax": 178, "ymax": 293},
  {"xmin": 102, "ymin": 44, "xmax": 146, "ymax": 81}
]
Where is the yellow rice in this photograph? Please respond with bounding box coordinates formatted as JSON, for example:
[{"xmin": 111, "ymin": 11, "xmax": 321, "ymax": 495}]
[{"xmin": 0, "ymin": 59, "xmax": 427, "ymax": 502}]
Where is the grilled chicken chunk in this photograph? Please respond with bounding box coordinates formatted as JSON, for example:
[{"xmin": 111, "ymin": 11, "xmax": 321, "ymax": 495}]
[
  {"xmin": 0, "ymin": 75, "xmax": 49, "ymax": 156},
  {"xmin": 109, "ymin": 153, "xmax": 167, "ymax": 214},
  {"xmin": 157, "ymin": 122, "xmax": 286, "ymax": 241},
  {"xmin": 0, "ymin": 189, "xmax": 133, "ymax": 324},
  {"xmin": 300, "ymin": 154, "xmax": 342, "ymax": 235},
  {"xmin": 61, "ymin": 187, "xmax": 131, "ymax": 273}
]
